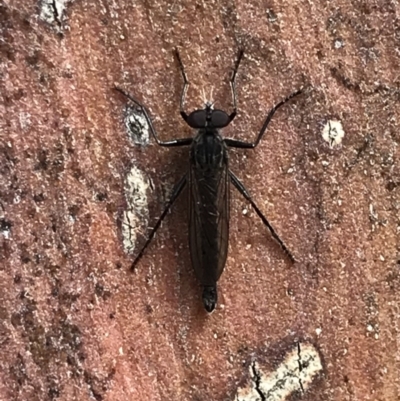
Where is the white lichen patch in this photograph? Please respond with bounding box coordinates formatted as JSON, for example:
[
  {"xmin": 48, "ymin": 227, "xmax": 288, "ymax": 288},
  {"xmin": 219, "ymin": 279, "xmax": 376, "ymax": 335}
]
[
  {"xmin": 334, "ymin": 39, "xmax": 345, "ymax": 49},
  {"xmin": 322, "ymin": 120, "xmax": 345, "ymax": 148},
  {"xmin": 236, "ymin": 343, "xmax": 322, "ymax": 401},
  {"xmin": 19, "ymin": 112, "xmax": 32, "ymax": 131},
  {"xmin": 122, "ymin": 165, "xmax": 150, "ymax": 254},
  {"xmin": 0, "ymin": 220, "xmax": 11, "ymax": 240},
  {"xmin": 39, "ymin": 0, "xmax": 72, "ymax": 25},
  {"xmin": 124, "ymin": 106, "xmax": 150, "ymax": 146}
]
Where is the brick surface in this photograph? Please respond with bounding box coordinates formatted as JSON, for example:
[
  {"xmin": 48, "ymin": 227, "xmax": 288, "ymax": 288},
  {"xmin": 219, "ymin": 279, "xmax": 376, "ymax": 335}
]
[{"xmin": 0, "ymin": 1, "xmax": 399, "ymax": 400}]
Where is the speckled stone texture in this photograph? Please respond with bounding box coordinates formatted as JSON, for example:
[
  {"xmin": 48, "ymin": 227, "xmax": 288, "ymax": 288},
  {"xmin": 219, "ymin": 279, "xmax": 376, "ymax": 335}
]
[{"xmin": 0, "ymin": 1, "xmax": 399, "ymax": 400}]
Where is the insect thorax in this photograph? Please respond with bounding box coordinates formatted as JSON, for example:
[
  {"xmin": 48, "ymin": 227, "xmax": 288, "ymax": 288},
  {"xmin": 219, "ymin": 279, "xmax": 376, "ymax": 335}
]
[{"xmin": 191, "ymin": 129, "xmax": 227, "ymax": 171}]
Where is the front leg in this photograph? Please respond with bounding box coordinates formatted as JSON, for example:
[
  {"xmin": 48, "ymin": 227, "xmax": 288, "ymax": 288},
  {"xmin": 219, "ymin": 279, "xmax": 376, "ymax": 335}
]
[{"xmin": 114, "ymin": 86, "xmax": 193, "ymax": 147}]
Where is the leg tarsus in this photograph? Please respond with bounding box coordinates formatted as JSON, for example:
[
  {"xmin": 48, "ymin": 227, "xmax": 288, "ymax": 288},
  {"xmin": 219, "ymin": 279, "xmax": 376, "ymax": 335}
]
[
  {"xmin": 174, "ymin": 49, "xmax": 190, "ymax": 116},
  {"xmin": 229, "ymin": 49, "xmax": 244, "ymax": 118}
]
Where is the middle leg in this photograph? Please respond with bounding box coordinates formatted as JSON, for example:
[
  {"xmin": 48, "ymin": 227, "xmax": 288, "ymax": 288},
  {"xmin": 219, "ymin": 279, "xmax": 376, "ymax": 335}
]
[{"xmin": 229, "ymin": 170, "xmax": 295, "ymax": 263}]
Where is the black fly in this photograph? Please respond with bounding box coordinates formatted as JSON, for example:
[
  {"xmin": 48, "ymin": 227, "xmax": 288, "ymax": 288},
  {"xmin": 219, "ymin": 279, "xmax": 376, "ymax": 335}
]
[{"xmin": 115, "ymin": 50, "xmax": 302, "ymax": 312}]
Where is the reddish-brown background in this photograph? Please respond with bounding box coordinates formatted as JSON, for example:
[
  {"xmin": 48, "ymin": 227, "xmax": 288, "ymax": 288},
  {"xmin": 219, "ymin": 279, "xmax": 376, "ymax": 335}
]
[{"xmin": 0, "ymin": 0, "xmax": 399, "ymax": 400}]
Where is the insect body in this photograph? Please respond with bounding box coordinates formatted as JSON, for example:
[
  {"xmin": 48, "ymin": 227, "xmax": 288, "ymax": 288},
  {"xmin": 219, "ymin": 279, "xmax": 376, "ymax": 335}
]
[
  {"xmin": 116, "ymin": 50, "xmax": 302, "ymax": 312},
  {"xmin": 188, "ymin": 105, "xmax": 230, "ymax": 312}
]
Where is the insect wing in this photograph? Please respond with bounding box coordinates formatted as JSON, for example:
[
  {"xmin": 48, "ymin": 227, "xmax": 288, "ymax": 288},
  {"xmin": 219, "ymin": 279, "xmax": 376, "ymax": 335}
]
[{"xmin": 189, "ymin": 161, "xmax": 229, "ymax": 286}]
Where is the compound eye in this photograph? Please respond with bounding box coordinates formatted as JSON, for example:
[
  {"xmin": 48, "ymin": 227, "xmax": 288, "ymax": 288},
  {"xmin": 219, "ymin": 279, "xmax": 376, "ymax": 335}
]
[
  {"xmin": 211, "ymin": 110, "xmax": 230, "ymax": 128},
  {"xmin": 186, "ymin": 110, "xmax": 206, "ymax": 128}
]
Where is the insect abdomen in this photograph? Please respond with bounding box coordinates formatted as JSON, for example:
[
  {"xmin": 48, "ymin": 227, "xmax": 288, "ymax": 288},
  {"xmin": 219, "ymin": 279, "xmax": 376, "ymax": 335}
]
[{"xmin": 189, "ymin": 131, "xmax": 229, "ymax": 287}]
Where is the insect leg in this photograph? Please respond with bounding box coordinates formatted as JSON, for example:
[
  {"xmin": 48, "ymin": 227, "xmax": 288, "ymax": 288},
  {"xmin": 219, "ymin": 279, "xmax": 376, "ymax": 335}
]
[
  {"xmin": 229, "ymin": 170, "xmax": 295, "ymax": 263},
  {"xmin": 131, "ymin": 173, "xmax": 188, "ymax": 271},
  {"xmin": 115, "ymin": 86, "xmax": 193, "ymax": 147},
  {"xmin": 173, "ymin": 49, "xmax": 190, "ymax": 121},
  {"xmin": 227, "ymin": 49, "xmax": 244, "ymax": 121},
  {"xmin": 224, "ymin": 89, "xmax": 303, "ymax": 149}
]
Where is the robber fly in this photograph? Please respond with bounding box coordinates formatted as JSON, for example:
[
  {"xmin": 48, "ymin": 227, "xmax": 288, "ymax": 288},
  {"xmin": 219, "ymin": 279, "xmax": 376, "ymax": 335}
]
[{"xmin": 115, "ymin": 49, "xmax": 302, "ymax": 312}]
